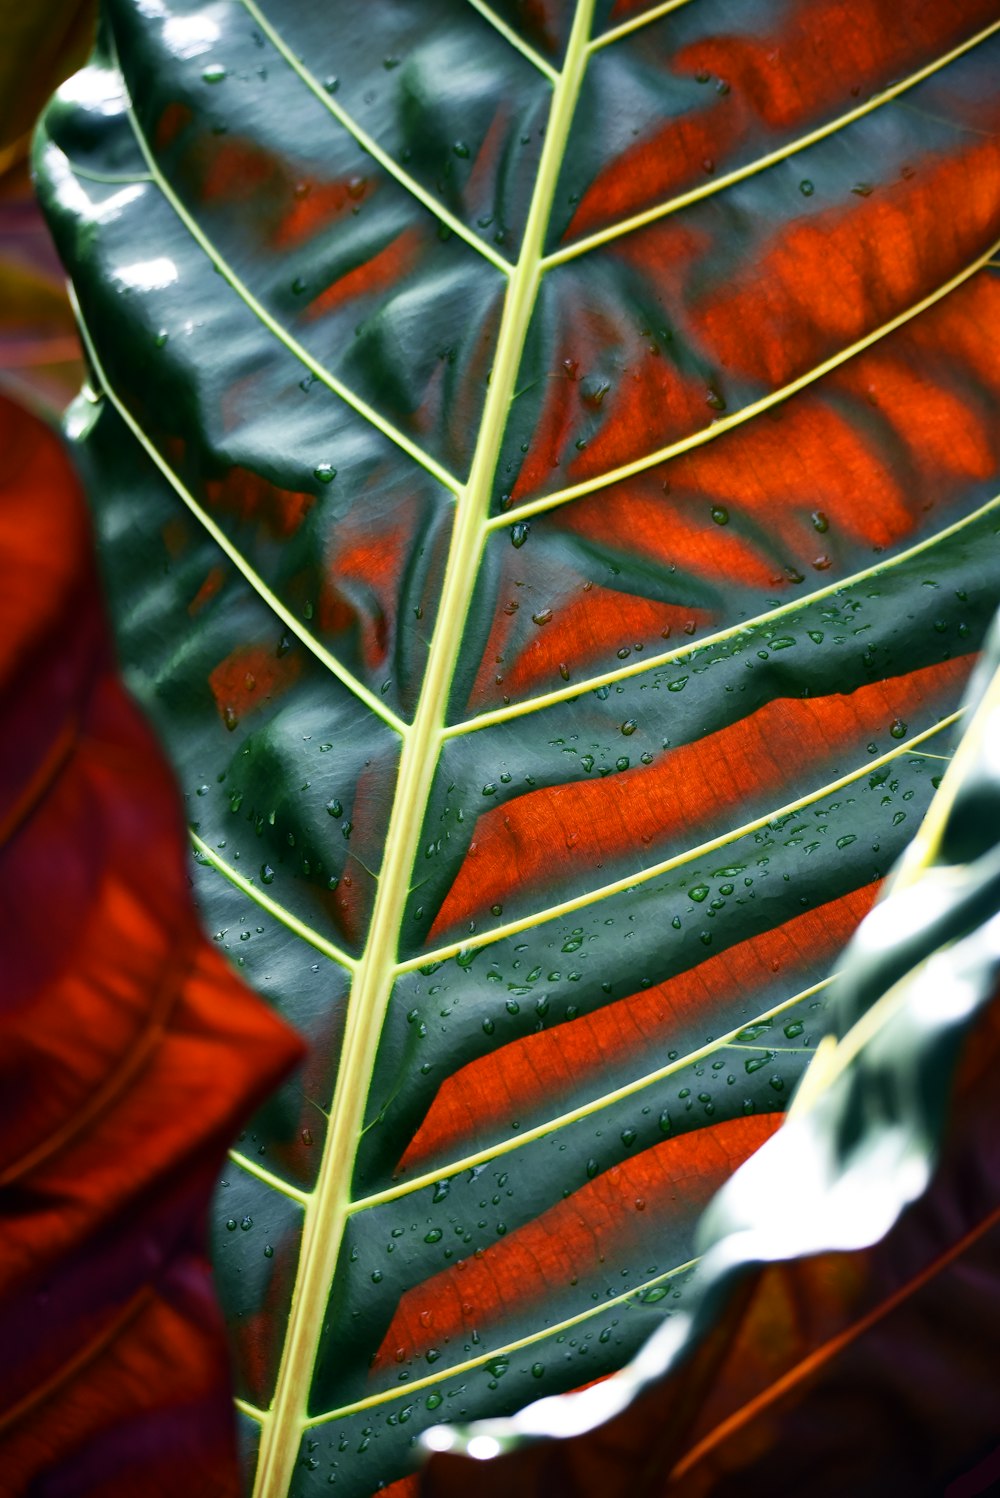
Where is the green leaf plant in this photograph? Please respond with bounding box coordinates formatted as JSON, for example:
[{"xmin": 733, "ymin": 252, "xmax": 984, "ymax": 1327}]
[{"xmin": 32, "ymin": 0, "xmax": 1000, "ymax": 1493}]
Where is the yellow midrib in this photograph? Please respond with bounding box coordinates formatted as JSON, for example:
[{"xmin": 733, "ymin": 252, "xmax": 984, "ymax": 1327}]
[{"xmin": 252, "ymin": 4, "xmax": 596, "ymax": 1491}]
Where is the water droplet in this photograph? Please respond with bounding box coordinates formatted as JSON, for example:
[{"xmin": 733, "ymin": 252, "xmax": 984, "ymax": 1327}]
[
  {"xmin": 689, "ymin": 885, "xmax": 709, "ymax": 903},
  {"xmin": 889, "ymin": 718, "xmax": 907, "ymax": 739},
  {"xmin": 240, "ymin": 1215, "xmax": 253, "ymax": 1231},
  {"xmin": 154, "ymin": 328, "xmax": 169, "ymax": 348},
  {"xmin": 260, "ymin": 864, "xmax": 275, "ymax": 884},
  {"xmin": 531, "ymin": 1362, "xmax": 545, "ymax": 1378},
  {"xmin": 323, "ymin": 75, "xmax": 340, "ymax": 93},
  {"xmin": 202, "ymin": 63, "xmax": 226, "ymax": 83},
  {"xmin": 426, "ymin": 1392, "xmax": 442, "ymax": 1410},
  {"xmin": 799, "ymin": 179, "xmax": 814, "ymax": 196},
  {"xmin": 620, "ymin": 718, "xmax": 637, "ymax": 736},
  {"xmin": 453, "ymin": 140, "xmax": 470, "ymax": 158},
  {"xmin": 263, "ymin": 1244, "xmax": 274, "ymax": 1258},
  {"xmin": 314, "ymin": 463, "xmax": 336, "ymax": 483},
  {"xmin": 425, "ymin": 1228, "xmax": 443, "ymax": 1244},
  {"xmin": 510, "ymin": 521, "xmax": 529, "ymax": 548},
  {"xmin": 225, "ymin": 1218, "xmax": 237, "ymax": 1231},
  {"xmin": 711, "ymin": 505, "xmax": 729, "ymax": 525},
  {"xmin": 532, "ymin": 608, "xmax": 553, "ymax": 625}
]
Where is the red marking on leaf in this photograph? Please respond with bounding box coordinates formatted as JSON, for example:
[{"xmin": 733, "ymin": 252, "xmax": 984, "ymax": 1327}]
[
  {"xmin": 689, "ymin": 139, "xmax": 1000, "ymax": 389},
  {"xmin": 572, "ymin": 0, "xmax": 1000, "ymax": 241},
  {"xmin": 403, "ymin": 884, "xmax": 877, "ymax": 1175},
  {"xmin": 432, "ymin": 657, "xmax": 969, "ymax": 940},
  {"xmin": 209, "ymin": 642, "xmax": 303, "ymax": 727},
  {"xmin": 188, "ymin": 564, "xmax": 225, "ymax": 617},
  {"xmin": 153, "ymin": 100, "xmax": 193, "ymax": 152},
  {"xmin": 373, "ymin": 1117, "xmax": 779, "ymax": 1376},
  {"xmin": 306, "ymin": 225, "xmax": 426, "ymax": 319},
  {"xmin": 467, "ymin": 584, "xmax": 709, "ymax": 710}
]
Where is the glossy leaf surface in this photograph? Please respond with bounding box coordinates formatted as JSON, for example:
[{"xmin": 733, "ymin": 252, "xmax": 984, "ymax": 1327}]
[
  {"xmin": 422, "ymin": 608, "xmax": 1000, "ymax": 1496},
  {"xmin": 35, "ymin": 1, "xmax": 1000, "ymax": 1493},
  {"xmin": 0, "ymin": 393, "xmax": 302, "ymax": 1494}
]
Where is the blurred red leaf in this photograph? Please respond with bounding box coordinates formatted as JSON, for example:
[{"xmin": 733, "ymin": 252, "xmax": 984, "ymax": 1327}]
[{"xmin": 0, "ymin": 394, "xmax": 303, "ymax": 1496}]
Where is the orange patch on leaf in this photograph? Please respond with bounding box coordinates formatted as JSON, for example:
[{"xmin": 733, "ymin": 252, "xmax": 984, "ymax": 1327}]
[
  {"xmin": 432, "ymin": 656, "xmax": 969, "ymax": 940},
  {"xmin": 208, "ymin": 644, "xmax": 303, "ymax": 729},
  {"xmin": 372, "ymin": 1116, "xmax": 780, "ymax": 1376},
  {"xmin": 403, "ymin": 884, "xmax": 877, "ymax": 1174}
]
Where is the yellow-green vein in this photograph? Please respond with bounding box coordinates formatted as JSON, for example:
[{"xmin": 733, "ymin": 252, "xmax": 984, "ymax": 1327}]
[
  {"xmin": 252, "ymin": 5, "xmax": 597, "ymax": 1491},
  {"xmin": 402, "ymin": 714, "xmax": 961, "ymax": 970},
  {"xmin": 228, "ymin": 1150, "xmax": 311, "ymax": 1207},
  {"xmin": 466, "ymin": 0, "xmax": 560, "ymax": 83},
  {"xmin": 545, "ymin": 20, "xmax": 1000, "ymax": 267},
  {"xmin": 239, "ymin": 0, "xmax": 515, "ymax": 274},
  {"xmin": 592, "ymin": 0, "xmax": 697, "ymax": 51},
  {"xmin": 348, "ymin": 979, "xmax": 834, "ymax": 1214},
  {"xmin": 71, "ymin": 293, "xmax": 409, "ymax": 738},
  {"xmin": 488, "ymin": 245, "xmax": 1000, "ymax": 523},
  {"xmin": 103, "ymin": 47, "xmax": 461, "ymax": 492},
  {"xmin": 305, "ymin": 1257, "xmax": 699, "ymax": 1427},
  {"xmin": 448, "ymin": 489, "xmax": 1000, "ymax": 736},
  {"xmin": 192, "ymin": 834, "xmax": 358, "ymax": 974}
]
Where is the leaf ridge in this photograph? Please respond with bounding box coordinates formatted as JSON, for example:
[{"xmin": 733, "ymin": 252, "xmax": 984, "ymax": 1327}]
[
  {"xmin": 102, "ymin": 39, "xmax": 463, "ymax": 493},
  {"xmin": 192, "ymin": 835, "xmax": 359, "ymax": 974},
  {"xmin": 307, "ymin": 1257, "xmax": 700, "ymax": 1427},
  {"xmin": 349, "ymin": 980, "xmax": 833, "ymax": 1215},
  {"xmin": 239, "ymin": 0, "xmax": 517, "ymax": 274},
  {"xmin": 465, "ymin": 0, "xmax": 560, "ymax": 83},
  {"xmin": 495, "ymin": 251, "xmax": 1000, "ymax": 522},
  {"xmin": 544, "ymin": 19, "xmax": 1000, "ymax": 267},
  {"xmin": 72, "ymin": 294, "xmax": 411, "ymax": 739},
  {"xmin": 402, "ymin": 713, "xmax": 962, "ymax": 969},
  {"xmin": 449, "ymin": 490, "xmax": 1000, "ymax": 734}
]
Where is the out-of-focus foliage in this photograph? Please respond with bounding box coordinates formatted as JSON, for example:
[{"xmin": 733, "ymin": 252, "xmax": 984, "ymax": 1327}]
[{"xmin": 0, "ymin": 0, "xmax": 93, "ymax": 413}]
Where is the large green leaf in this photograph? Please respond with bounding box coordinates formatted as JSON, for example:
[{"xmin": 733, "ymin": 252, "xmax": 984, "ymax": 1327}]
[
  {"xmin": 420, "ymin": 607, "xmax": 1000, "ymax": 1494},
  {"xmin": 35, "ymin": 1, "xmax": 1000, "ymax": 1493}
]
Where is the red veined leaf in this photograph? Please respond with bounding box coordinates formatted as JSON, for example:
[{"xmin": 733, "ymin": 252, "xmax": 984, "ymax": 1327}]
[
  {"xmin": 0, "ymin": 392, "xmax": 303, "ymax": 1493},
  {"xmin": 32, "ymin": 0, "xmax": 1000, "ymax": 1493},
  {"xmin": 421, "ymin": 612, "xmax": 1000, "ymax": 1496}
]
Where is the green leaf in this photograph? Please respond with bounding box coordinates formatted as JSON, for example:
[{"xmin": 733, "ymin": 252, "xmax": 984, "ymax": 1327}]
[
  {"xmin": 420, "ymin": 608, "xmax": 1000, "ymax": 1495},
  {"xmin": 34, "ymin": 2, "xmax": 1000, "ymax": 1494}
]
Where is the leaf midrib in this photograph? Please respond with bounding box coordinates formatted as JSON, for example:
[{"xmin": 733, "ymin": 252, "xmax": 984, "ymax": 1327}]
[{"xmin": 251, "ymin": 5, "xmax": 598, "ymax": 1489}]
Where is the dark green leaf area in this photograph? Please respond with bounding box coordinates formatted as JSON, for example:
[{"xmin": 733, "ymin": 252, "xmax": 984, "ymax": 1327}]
[
  {"xmin": 74, "ymin": 400, "xmax": 400, "ymax": 954},
  {"xmin": 200, "ymin": 0, "xmax": 553, "ymax": 252},
  {"xmin": 40, "ymin": 78, "xmax": 457, "ymax": 717},
  {"xmin": 194, "ymin": 860, "xmax": 348, "ymax": 1190},
  {"xmin": 358, "ymin": 750, "xmax": 936, "ymax": 1196},
  {"xmin": 317, "ymin": 1042, "xmax": 801, "ymax": 1414},
  {"xmin": 211, "ymin": 1163, "xmax": 304, "ymax": 1409},
  {"xmin": 289, "ymin": 1265, "xmax": 703, "ymax": 1495},
  {"xmin": 416, "ymin": 518, "xmax": 997, "ymax": 952},
  {"xmin": 78, "ymin": 3, "xmax": 510, "ymax": 477},
  {"xmin": 236, "ymin": 1410, "xmax": 263, "ymax": 1491}
]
